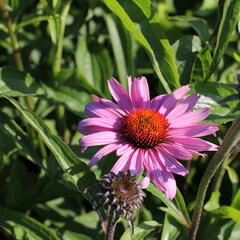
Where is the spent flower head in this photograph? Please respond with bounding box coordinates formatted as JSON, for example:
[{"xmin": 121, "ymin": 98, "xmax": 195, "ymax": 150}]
[
  {"xmin": 79, "ymin": 77, "xmax": 219, "ymax": 199},
  {"xmin": 96, "ymin": 171, "xmax": 145, "ymax": 238}
]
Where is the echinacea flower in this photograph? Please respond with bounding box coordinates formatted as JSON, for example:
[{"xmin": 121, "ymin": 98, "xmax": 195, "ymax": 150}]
[{"xmin": 79, "ymin": 77, "xmax": 219, "ymax": 200}]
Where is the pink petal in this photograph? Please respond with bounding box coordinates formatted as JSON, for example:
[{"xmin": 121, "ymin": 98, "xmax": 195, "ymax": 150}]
[
  {"xmin": 85, "ymin": 101, "xmax": 121, "ymax": 118},
  {"xmin": 129, "ymin": 148, "xmax": 143, "ymax": 175},
  {"xmin": 116, "ymin": 144, "xmax": 132, "ymax": 156},
  {"xmin": 167, "ymin": 137, "xmax": 219, "ymax": 151},
  {"xmin": 79, "ymin": 131, "xmax": 122, "ymax": 150},
  {"xmin": 140, "ymin": 171, "xmax": 150, "ymax": 189},
  {"xmin": 150, "ymin": 94, "xmax": 168, "ymax": 111},
  {"xmin": 91, "ymin": 94, "xmax": 126, "ymax": 116},
  {"xmin": 130, "ymin": 77, "xmax": 150, "ymax": 108},
  {"xmin": 145, "ymin": 150, "xmax": 165, "ymax": 192},
  {"xmin": 107, "ymin": 78, "xmax": 133, "ymax": 113},
  {"xmin": 159, "ymin": 85, "xmax": 190, "ymax": 115},
  {"xmin": 169, "ymin": 108, "xmax": 211, "ymax": 128},
  {"xmin": 78, "ymin": 118, "xmax": 121, "ymax": 134},
  {"xmin": 89, "ymin": 144, "xmax": 120, "ymax": 167},
  {"xmin": 169, "ymin": 123, "xmax": 219, "ymax": 137},
  {"xmin": 128, "ymin": 76, "xmax": 133, "ymax": 94},
  {"xmin": 155, "ymin": 148, "xmax": 189, "ymax": 176},
  {"xmin": 111, "ymin": 148, "xmax": 134, "ymax": 173},
  {"xmin": 149, "ymin": 150, "xmax": 177, "ymax": 200},
  {"xmin": 159, "ymin": 143, "xmax": 193, "ymax": 160},
  {"xmin": 78, "ymin": 125, "xmax": 114, "ymax": 135},
  {"xmin": 166, "ymin": 93, "xmax": 200, "ymax": 120}
]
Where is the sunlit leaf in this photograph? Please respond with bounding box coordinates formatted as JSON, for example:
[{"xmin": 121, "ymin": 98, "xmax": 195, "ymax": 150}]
[{"xmin": 120, "ymin": 220, "xmax": 160, "ymax": 240}]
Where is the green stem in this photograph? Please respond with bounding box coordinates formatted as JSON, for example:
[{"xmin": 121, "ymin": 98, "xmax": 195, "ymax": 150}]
[
  {"xmin": 53, "ymin": 0, "xmax": 72, "ymax": 143},
  {"xmin": 189, "ymin": 116, "xmax": 240, "ymax": 240},
  {"xmin": 213, "ymin": 152, "xmax": 238, "ymax": 192},
  {"xmin": 0, "ymin": 0, "xmax": 34, "ymax": 111}
]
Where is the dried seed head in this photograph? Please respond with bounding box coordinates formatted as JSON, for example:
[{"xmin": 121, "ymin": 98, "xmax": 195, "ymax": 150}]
[{"xmin": 96, "ymin": 171, "xmax": 145, "ymax": 224}]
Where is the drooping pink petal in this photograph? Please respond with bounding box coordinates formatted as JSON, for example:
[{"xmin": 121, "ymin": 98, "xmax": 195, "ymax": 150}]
[
  {"xmin": 169, "ymin": 108, "xmax": 211, "ymax": 128},
  {"xmin": 149, "ymin": 149, "xmax": 177, "ymax": 200},
  {"xmin": 140, "ymin": 171, "xmax": 150, "ymax": 189},
  {"xmin": 169, "ymin": 123, "xmax": 219, "ymax": 137},
  {"xmin": 159, "ymin": 85, "xmax": 190, "ymax": 115},
  {"xmin": 89, "ymin": 143, "xmax": 121, "ymax": 167},
  {"xmin": 130, "ymin": 77, "xmax": 150, "ymax": 108},
  {"xmin": 159, "ymin": 143, "xmax": 193, "ymax": 160},
  {"xmin": 78, "ymin": 118, "xmax": 121, "ymax": 134},
  {"xmin": 129, "ymin": 148, "xmax": 144, "ymax": 175},
  {"xmin": 166, "ymin": 93, "xmax": 200, "ymax": 120},
  {"xmin": 107, "ymin": 78, "xmax": 133, "ymax": 113},
  {"xmin": 167, "ymin": 137, "xmax": 219, "ymax": 151},
  {"xmin": 150, "ymin": 94, "xmax": 168, "ymax": 111},
  {"xmin": 85, "ymin": 101, "xmax": 121, "ymax": 118},
  {"xmin": 155, "ymin": 148, "xmax": 189, "ymax": 176},
  {"xmin": 91, "ymin": 94, "xmax": 126, "ymax": 116},
  {"xmin": 111, "ymin": 148, "xmax": 135, "ymax": 173},
  {"xmin": 145, "ymin": 150, "xmax": 165, "ymax": 193},
  {"xmin": 79, "ymin": 131, "xmax": 122, "ymax": 150}
]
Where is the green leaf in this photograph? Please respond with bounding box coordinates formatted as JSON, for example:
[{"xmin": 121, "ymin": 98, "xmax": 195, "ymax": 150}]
[
  {"xmin": 48, "ymin": 14, "xmax": 62, "ymax": 44},
  {"xmin": 0, "ymin": 205, "xmax": 60, "ymax": 240},
  {"xmin": 211, "ymin": 206, "xmax": 240, "ymax": 223},
  {"xmin": 232, "ymin": 189, "xmax": 240, "ymax": 210},
  {"xmin": 196, "ymin": 0, "xmax": 218, "ymax": 16},
  {"xmin": 190, "ymin": 45, "xmax": 213, "ymax": 82},
  {"xmin": 102, "ymin": 0, "xmax": 180, "ymax": 92},
  {"xmin": 17, "ymin": 13, "xmax": 49, "ymax": 30},
  {"xmin": 0, "ymin": 67, "xmax": 44, "ymax": 96},
  {"xmin": 44, "ymin": 84, "xmax": 91, "ymax": 117},
  {"xmin": 204, "ymin": 191, "xmax": 221, "ymax": 211},
  {"xmin": 147, "ymin": 183, "xmax": 191, "ymax": 228},
  {"xmin": 161, "ymin": 214, "xmax": 183, "ymax": 240},
  {"xmin": 173, "ymin": 189, "xmax": 191, "ymax": 223},
  {"xmin": 170, "ymin": 16, "xmax": 211, "ymax": 42},
  {"xmin": 0, "ymin": 112, "xmax": 42, "ymax": 165},
  {"xmin": 191, "ymin": 81, "xmax": 239, "ymax": 124},
  {"xmin": 206, "ymin": 0, "xmax": 240, "ymax": 80},
  {"xmin": 75, "ymin": 26, "xmax": 95, "ymax": 86},
  {"xmin": 5, "ymin": 97, "xmax": 96, "ymax": 203},
  {"xmin": 226, "ymin": 166, "xmax": 239, "ymax": 194},
  {"xmin": 104, "ymin": 14, "xmax": 128, "ymax": 88},
  {"xmin": 172, "ymin": 35, "xmax": 202, "ymax": 84},
  {"xmin": 120, "ymin": 220, "xmax": 160, "ymax": 240}
]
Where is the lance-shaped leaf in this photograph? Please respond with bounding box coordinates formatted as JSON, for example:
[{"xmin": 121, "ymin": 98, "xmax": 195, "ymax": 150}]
[
  {"xmin": 0, "ymin": 205, "xmax": 60, "ymax": 240},
  {"xmin": 5, "ymin": 96, "xmax": 96, "ymax": 202},
  {"xmin": 102, "ymin": 0, "xmax": 180, "ymax": 92},
  {"xmin": 206, "ymin": 0, "xmax": 240, "ymax": 80}
]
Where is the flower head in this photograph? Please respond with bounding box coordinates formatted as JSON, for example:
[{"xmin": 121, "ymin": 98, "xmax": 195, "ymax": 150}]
[
  {"xmin": 79, "ymin": 77, "xmax": 219, "ymax": 199},
  {"xmin": 96, "ymin": 171, "xmax": 145, "ymax": 222}
]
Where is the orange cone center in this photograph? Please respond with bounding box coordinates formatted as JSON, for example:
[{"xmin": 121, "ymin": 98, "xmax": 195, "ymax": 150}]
[{"xmin": 121, "ymin": 109, "xmax": 169, "ymax": 148}]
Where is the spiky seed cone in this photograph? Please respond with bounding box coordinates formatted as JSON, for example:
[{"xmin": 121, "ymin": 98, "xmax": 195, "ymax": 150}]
[{"xmin": 95, "ymin": 171, "xmax": 145, "ymax": 239}]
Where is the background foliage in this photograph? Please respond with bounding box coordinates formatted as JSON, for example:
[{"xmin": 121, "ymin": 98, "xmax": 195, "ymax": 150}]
[{"xmin": 0, "ymin": 0, "xmax": 239, "ymax": 239}]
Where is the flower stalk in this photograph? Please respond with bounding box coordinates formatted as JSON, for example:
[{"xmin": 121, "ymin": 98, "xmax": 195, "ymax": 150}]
[
  {"xmin": 189, "ymin": 116, "xmax": 240, "ymax": 240},
  {"xmin": 53, "ymin": 0, "xmax": 72, "ymax": 143},
  {"xmin": 0, "ymin": 0, "xmax": 34, "ymax": 111}
]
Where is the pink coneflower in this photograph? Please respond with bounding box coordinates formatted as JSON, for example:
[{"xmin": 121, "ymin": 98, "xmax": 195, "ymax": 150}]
[{"xmin": 79, "ymin": 77, "xmax": 218, "ymax": 200}]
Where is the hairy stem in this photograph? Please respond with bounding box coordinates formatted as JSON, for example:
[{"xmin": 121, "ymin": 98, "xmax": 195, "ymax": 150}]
[{"xmin": 189, "ymin": 116, "xmax": 240, "ymax": 240}]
